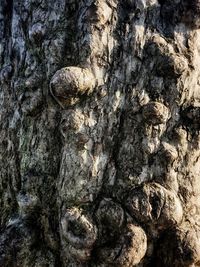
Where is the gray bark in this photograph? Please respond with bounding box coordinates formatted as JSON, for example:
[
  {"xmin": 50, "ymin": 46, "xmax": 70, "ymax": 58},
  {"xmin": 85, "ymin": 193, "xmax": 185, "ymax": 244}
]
[{"xmin": 0, "ymin": 0, "xmax": 200, "ymax": 266}]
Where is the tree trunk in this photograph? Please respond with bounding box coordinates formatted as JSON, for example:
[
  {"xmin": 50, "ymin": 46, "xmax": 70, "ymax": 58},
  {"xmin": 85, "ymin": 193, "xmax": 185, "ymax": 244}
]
[{"xmin": 0, "ymin": 0, "xmax": 200, "ymax": 266}]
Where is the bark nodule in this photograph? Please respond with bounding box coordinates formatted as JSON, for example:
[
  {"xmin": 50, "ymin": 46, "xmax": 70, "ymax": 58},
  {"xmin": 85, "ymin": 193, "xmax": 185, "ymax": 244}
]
[{"xmin": 0, "ymin": 0, "xmax": 200, "ymax": 266}]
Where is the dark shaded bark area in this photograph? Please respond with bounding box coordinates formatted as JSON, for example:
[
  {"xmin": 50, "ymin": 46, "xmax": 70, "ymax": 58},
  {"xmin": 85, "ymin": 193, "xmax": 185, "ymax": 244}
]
[{"xmin": 0, "ymin": 0, "xmax": 200, "ymax": 266}]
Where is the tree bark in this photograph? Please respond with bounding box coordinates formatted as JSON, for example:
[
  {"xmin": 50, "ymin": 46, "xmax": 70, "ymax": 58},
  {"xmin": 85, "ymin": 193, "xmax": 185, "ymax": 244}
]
[{"xmin": 0, "ymin": 0, "xmax": 200, "ymax": 266}]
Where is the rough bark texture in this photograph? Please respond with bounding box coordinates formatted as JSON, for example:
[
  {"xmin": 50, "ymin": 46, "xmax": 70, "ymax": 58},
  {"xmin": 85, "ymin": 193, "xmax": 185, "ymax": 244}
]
[{"xmin": 0, "ymin": 0, "xmax": 200, "ymax": 266}]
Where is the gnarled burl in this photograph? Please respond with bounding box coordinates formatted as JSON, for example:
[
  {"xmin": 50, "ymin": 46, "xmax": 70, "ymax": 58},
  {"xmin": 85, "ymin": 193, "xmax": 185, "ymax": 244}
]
[{"xmin": 0, "ymin": 0, "xmax": 200, "ymax": 266}]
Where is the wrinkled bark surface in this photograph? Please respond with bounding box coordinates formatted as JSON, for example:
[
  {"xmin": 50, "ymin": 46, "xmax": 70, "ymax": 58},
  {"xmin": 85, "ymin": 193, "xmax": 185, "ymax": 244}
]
[{"xmin": 0, "ymin": 0, "xmax": 200, "ymax": 266}]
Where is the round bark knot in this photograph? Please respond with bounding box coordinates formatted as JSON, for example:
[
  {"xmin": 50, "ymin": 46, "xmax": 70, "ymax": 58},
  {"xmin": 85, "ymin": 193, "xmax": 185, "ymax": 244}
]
[
  {"xmin": 156, "ymin": 53, "xmax": 188, "ymax": 77},
  {"xmin": 127, "ymin": 183, "xmax": 183, "ymax": 229},
  {"xmin": 146, "ymin": 35, "xmax": 168, "ymax": 57},
  {"xmin": 147, "ymin": 37, "xmax": 188, "ymax": 77},
  {"xmin": 96, "ymin": 223, "xmax": 147, "ymax": 267},
  {"xmin": 156, "ymin": 224, "xmax": 200, "ymax": 266},
  {"xmin": 60, "ymin": 110, "xmax": 85, "ymax": 137},
  {"xmin": 142, "ymin": 102, "xmax": 169, "ymax": 125},
  {"xmin": 95, "ymin": 199, "xmax": 125, "ymax": 244},
  {"xmin": 50, "ymin": 67, "xmax": 96, "ymax": 107},
  {"xmin": 175, "ymin": 226, "xmax": 200, "ymax": 265},
  {"xmin": 60, "ymin": 207, "xmax": 97, "ymax": 262}
]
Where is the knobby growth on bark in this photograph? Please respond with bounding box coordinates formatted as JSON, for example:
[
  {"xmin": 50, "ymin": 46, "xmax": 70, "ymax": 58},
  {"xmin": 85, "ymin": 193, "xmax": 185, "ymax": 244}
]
[{"xmin": 0, "ymin": 0, "xmax": 200, "ymax": 266}]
